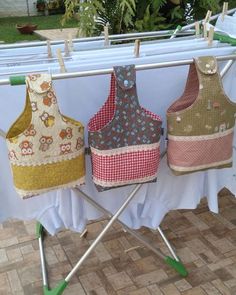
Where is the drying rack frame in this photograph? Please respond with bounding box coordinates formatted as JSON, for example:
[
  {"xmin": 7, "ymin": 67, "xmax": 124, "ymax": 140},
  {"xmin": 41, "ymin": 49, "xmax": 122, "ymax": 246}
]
[
  {"xmin": 0, "ymin": 5, "xmax": 235, "ymax": 294},
  {"xmin": 0, "ymin": 6, "xmax": 235, "ymax": 51},
  {"xmin": 0, "ymin": 53, "xmax": 234, "ymax": 295}
]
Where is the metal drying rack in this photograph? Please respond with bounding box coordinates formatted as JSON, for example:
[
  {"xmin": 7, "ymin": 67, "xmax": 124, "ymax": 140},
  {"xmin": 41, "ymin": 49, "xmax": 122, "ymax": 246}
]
[{"xmin": 0, "ymin": 53, "xmax": 235, "ymax": 295}]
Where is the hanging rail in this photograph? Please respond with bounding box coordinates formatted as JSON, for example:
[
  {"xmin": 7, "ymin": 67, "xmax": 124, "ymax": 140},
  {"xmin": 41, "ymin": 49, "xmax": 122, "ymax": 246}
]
[
  {"xmin": 0, "ymin": 34, "xmax": 196, "ymax": 64},
  {"xmin": 0, "ymin": 30, "xmax": 194, "ymax": 50},
  {"xmin": 183, "ymin": 7, "xmax": 236, "ymax": 31},
  {"xmin": 1, "ymin": 53, "xmax": 236, "ymax": 86},
  {"xmin": 0, "ymin": 7, "xmax": 235, "ymax": 50}
]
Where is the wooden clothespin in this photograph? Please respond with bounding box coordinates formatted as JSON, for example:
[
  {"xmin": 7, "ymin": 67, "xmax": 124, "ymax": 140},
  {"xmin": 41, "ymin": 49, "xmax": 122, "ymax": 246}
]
[
  {"xmin": 56, "ymin": 48, "xmax": 67, "ymax": 73},
  {"xmin": 203, "ymin": 10, "xmax": 212, "ymax": 41},
  {"xmin": 208, "ymin": 27, "xmax": 214, "ymax": 46},
  {"xmin": 203, "ymin": 22, "xmax": 208, "ymax": 40},
  {"xmin": 222, "ymin": 2, "xmax": 228, "ymax": 21},
  {"xmin": 64, "ymin": 39, "xmax": 70, "ymax": 57},
  {"xmin": 47, "ymin": 40, "xmax": 52, "ymax": 58},
  {"xmin": 195, "ymin": 22, "xmax": 200, "ymax": 38},
  {"xmin": 134, "ymin": 39, "xmax": 141, "ymax": 58},
  {"xmin": 68, "ymin": 33, "xmax": 74, "ymax": 52},
  {"xmin": 104, "ymin": 23, "xmax": 109, "ymax": 46},
  {"xmin": 204, "ymin": 10, "xmax": 212, "ymax": 24}
]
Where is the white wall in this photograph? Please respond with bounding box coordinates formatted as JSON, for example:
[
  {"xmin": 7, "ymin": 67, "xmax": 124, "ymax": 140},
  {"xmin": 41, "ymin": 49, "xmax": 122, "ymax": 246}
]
[{"xmin": 0, "ymin": 0, "xmax": 38, "ymax": 17}]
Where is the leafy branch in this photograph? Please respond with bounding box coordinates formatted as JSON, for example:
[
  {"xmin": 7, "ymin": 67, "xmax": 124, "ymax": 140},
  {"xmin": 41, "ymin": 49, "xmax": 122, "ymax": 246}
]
[{"xmin": 63, "ymin": 0, "xmax": 231, "ymax": 37}]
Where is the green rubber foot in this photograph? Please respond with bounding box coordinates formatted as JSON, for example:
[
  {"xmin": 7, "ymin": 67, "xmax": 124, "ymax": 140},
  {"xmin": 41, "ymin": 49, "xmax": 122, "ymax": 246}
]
[
  {"xmin": 36, "ymin": 222, "xmax": 44, "ymax": 239},
  {"xmin": 9, "ymin": 75, "xmax": 26, "ymax": 86},
  {"xmin": 43, "ymin": 281, "xmax": 68, "ymax": 295},
  {"xmin": 165, "ymin": 256, "xmax": 188, "ymax": 277}
]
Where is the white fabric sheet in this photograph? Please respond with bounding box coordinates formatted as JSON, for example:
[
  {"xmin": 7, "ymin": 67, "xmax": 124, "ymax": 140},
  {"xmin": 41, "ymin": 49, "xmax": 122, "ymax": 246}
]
[
  {"xmin": 215, "ymin": 14, "xmax": 236, "ymax": 38},
  {"xmin": 0, "ymin": 46, "xmax": 235, "ymax": 235},
  {"xmin": 0, "ymin": 38, "xmax": 212, "ymax": 69},
  {"xmin": 0, "ymin": 43, "xmax": 232, "ymax": 78},
  {"xmin": 0, "ymin": 40, "xmax": 106, "ymax": 60}
]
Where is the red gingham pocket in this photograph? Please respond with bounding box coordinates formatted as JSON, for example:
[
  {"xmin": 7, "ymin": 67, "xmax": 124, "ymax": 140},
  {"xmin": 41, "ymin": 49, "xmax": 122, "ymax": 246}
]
[{"xmin": 91, "ymin": 147, "xmax": 160, "ymax": 187}]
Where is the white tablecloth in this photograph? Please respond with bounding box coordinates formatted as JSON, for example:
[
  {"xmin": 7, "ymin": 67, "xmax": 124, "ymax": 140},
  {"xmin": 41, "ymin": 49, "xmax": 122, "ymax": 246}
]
[{"xmin": 0, "ymin": 45, "xmax": 235, "ymax": 235}]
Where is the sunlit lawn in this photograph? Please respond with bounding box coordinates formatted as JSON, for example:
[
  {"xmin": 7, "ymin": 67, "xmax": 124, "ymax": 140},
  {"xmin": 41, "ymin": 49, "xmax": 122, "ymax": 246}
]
[{"xmin": 0, "ymin": 15, "xmax": 78, "ymax": 43}]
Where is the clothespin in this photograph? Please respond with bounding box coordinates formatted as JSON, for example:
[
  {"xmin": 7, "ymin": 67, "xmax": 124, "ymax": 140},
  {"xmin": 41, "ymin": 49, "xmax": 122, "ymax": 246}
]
[
  {"xmin": 64, "ymin": 39, "xmax": 70, "ymax": 57},
  {"xmin": 68, "ymin": 33, "xmax": 74, "ymax": 52},
  {"xmin": 134, "ymin": 39, "xmax": 141, "ymax": 58},
  {"xmin": 202, "ymin": 10, "xmax": 212, "ymax": 41},
  {"xmin": 208, "ymin": 27, "xmax": 214, "ymax": 46},
  {"xmin": 203, "ymin": 22, "xmax": 208, "ymax": 40},
  {"xmin": 56, "ymin": 48, "xmax": 67, "ymax": 73},
  {"xmin": 104, "ymin": 23, "xmax": 109, "ymax": 46},
  {"xmin": 204, "ymin": 10, "xmax": 212, "ymax": 24},
  {"xmin": 222, "ymin": 2, "xmax": 228, "ymax": 21},
  {"xmin": 47, "ymin": 40, "xmax": 52, "ymax": 58},
  {"xmin": 195, "ymin": 22, "xmax": 200, "ymax": 38},
  {"xmin": 170, "ymin": 25, "xmax": 182, "ymax": 39}
]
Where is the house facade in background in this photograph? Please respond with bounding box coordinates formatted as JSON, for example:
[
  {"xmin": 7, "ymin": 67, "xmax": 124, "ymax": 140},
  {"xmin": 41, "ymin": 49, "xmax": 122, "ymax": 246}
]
[{"xmin": 0, "ymin": 0, "xmax": 38, "ymax": 17}]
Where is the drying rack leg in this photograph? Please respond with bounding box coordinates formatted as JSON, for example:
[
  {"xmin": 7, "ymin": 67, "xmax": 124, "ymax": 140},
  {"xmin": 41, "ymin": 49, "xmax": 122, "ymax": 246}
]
[
  {"xmin": 36, "ymin": 184, "xmax": 142, "ymax": 295},
  {"xmin": 76, "ymin": 188, "xmax": 188, "ymax": 277},
  {"xmin": 157, "ymin": 226, "xmax": 179, "ymax": 261}
]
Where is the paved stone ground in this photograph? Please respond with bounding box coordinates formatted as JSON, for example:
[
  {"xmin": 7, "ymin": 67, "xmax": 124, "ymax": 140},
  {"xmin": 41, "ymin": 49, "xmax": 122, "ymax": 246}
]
[
  {"xmin": 34, "ymin": 28, "xmax": 78, "ymax": 41},
  {"xmin": 0, "ymin": 191, "xmax": 236, "ymax": 295}
]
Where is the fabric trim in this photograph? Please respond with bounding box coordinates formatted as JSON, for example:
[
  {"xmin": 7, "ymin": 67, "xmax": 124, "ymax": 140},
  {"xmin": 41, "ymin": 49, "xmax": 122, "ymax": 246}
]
[
  {"xmin": 168, "ymin": 127, "xmax": 234, "ymax": 141},
  {"xmin": 93, "ymin": 174, "xmax": 157, "ymax": 188},
  {"xmin": 17, "ymin": 177, "xmax": 85, "ymax": 199},
  {"xmin": 10, "ymin": 148, "xmax": 84, "ymax": 167},
  {"xmin": 169, "ymin": 157, "xmax": 232, "ymax": 172},
  {"xmin": 91, "ymin": 142, "xmax": 160, "ymax": 156}
]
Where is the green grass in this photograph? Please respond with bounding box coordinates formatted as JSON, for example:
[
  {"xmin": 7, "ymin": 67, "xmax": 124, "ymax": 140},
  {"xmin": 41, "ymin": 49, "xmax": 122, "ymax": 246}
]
[{"xmin": 0, "ymin": 15, "xmax": 78, "ymax": 43}]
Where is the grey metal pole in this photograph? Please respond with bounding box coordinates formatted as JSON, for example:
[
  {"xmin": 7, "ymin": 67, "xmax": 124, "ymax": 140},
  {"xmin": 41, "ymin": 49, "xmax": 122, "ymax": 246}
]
[
  {"xmin": 0, "ymin": 53, "xmax": 235, "ymax": 86},
  {"xmin": 220, "ymin": 59, "xmax": 235, "ymax": 77},
  {"xmin": 75, "ymin": 188, "xmax": 166, "ymax": 260},
  {"xmin": 38, "ymin": 235, "xmax": 48, "ymax": 286},
  {"xmin": 65, "ymin": 184, "xmax": 142, "ymax": 282},
  {"xmin": 0, "ymin": 30, "xmax": 193, "ymax": 50},
  {"xmin": 156, "ymin": 227, "xmax": 179, "ymax": 261}
]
